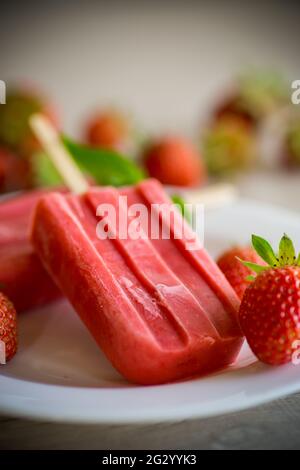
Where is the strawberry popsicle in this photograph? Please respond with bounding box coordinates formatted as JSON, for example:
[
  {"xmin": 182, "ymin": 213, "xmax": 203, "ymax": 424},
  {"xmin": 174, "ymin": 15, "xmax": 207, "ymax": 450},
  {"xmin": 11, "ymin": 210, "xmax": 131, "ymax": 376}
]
[
  {"xmin": 0, "ymin": 190, "xmax": 61, "ymax": 312},
  {"xmin": 31, "ymin": 178, "xmax": 243, "ymax": 385}
]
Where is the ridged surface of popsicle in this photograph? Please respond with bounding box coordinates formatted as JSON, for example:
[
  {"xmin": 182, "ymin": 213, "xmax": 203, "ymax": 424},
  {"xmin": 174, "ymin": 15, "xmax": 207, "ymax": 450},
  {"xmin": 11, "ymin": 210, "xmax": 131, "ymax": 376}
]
[{"xmin": 31, "ymin": 179, "xmax": 243, "ymax": 384}]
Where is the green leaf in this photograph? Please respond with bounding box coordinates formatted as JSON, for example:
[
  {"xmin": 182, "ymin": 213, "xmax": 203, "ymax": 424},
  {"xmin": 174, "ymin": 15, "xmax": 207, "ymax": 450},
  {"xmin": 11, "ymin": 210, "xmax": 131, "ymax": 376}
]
[
  {"xmin": 246, "ymin": 275, "xmax": 256, "ymax": 282},
  {"xmin": 237, "ymin": 257, "xmax": 269, "ymax": 274},
  {"xmin": 171, "ymin": 194, "xmax": 192, "ymax": 223},
  {"xmin": 279, "ymin": 233, "xmax": 296, "ymax": 266},
  {"xmin": 251, "ymin": 234, "xmax": 279, "ymax": 267},
  {"xmin": 63, "ymin": 136, "xmax": 145, "ymax": 187},
  {"xmin": 31, "ymin": 151, "xmax": 63, "ymax": 187}
]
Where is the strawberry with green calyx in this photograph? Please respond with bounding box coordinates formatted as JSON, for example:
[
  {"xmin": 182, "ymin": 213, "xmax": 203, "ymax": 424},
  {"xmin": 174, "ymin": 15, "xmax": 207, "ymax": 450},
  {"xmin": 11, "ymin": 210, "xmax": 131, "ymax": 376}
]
[
  {"xmin": 202, "ymin": 117, "xmax": 257, "ymax": 175},
  {"xmin": 0, "ymin": 87, "xmax": 59, "ymax": 191},
  {"xmin": 0, "ymin": 88, "xmax": 59, "ymax": 157},
  {"xmin": 238, "ymin": 70, "xmax": 289, "ymax": 120},
  {"xmin": 214, "ymin": 95, "xmax": 257, "ymax": 131},
  {"xmin": 213, "ymin": 70, "xmax": 289, "ymax": 133},
  {"xmin": 239, "ymin": 234, "xmax": 300, "ymax": 365}
]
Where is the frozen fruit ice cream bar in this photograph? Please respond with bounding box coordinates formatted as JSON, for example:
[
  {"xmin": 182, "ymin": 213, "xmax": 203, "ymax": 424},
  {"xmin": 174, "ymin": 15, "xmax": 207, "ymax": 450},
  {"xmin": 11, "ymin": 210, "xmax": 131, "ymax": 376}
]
[
  {"xmin": 0, "ymin": 190, "xmax": 61, "ymax": 312},
  {"xmin": 31, "ymin": 179, "xmax": 243, "ymax": 384}
]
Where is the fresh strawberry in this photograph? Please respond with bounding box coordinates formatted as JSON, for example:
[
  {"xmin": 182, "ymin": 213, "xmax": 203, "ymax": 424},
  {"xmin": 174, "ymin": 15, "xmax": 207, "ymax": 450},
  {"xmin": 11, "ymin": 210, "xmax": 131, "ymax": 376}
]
[
  {"xmin": 85, "ymin": 109, "xmax": 130, "ymax": 151},
  {"xmin": 214, "ymin": 94, "xmax": 256, "ymax": 131},
  {"xmin": 202, "ymin": 116, "xmax": 257, "ymax": 175},
  {"xmin": 217, "ymin": 246, "xmax": 265, "ymax": 300},
  {"xmin": 0, "ymin": 292, "xmax": 17, "ymax": 364},
  {"xmin": 239, "ymin": 234, "xmax": 300, "ymax": 365},
  {"xmin": 0, "ymin": 88, "xmax": 59, "ymax": 157},
  {"xmin": 282, "ymin": 119, "xmax": 300, "ymax": 168},
  {"xmin": 143, "ymin": 136, "xmax": 206, "ymax": 187},
  {"xmin": 214, "ymin": 71, "xmax": 288, "ymax": 129}
]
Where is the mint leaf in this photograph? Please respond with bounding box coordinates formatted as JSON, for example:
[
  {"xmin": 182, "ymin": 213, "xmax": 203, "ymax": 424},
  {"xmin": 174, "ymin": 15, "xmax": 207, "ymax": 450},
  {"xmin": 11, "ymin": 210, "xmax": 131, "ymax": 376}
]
[
  {"xmin": 279, "ymin": 234, "xmax": 296, "ymax": 266},
  {"xmin": 63, "ymin": 137, "xmax": 145, "ymax": 187},
  {"xmin": 252, "ymin": 234, "xmax": 279, "ymax": 267}
]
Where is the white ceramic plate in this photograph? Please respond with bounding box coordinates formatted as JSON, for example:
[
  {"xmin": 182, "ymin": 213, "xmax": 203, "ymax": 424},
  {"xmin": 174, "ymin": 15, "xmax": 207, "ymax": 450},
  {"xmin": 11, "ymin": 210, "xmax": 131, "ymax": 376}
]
[{"xmin": 1, "ymin": 199, "xmax": 300, "ymax": 424}]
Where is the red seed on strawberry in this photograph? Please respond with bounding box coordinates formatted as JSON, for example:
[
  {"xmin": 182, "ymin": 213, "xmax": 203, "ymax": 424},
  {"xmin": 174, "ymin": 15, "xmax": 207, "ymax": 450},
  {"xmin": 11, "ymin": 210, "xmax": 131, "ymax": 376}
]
[
  {"xmin": 0, "ymin": 292, "xmax": 18, "ymax": 364},
  {"xmin": 239, "ymin": 234, "xmax": 300, "ymax": 365}
]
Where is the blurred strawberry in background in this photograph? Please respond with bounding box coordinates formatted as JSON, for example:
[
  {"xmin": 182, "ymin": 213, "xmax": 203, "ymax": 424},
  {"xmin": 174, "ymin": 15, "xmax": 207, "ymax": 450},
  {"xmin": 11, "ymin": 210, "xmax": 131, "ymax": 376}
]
[
  {"xmin": 143, "ymin": 136, "xmax": 206, "ymax": 187},
  {"xmin": 0, "ymin": 69, "xmax": 294, "ymax": 194},
  {"xmin": 237, "ymin": 70, "xmax": 289, "ymax": 121},
  {"xmin": 85, "ymin": 108, "xmax": 131, "ymax": 152},
  {"xmin": 214, "ymin": 95, "xmax": 257, "ymax": 132},
  {"xmin": 0, "ymin": 87, "xmax": 59, "ymax": 155},
  {"xmin": 0, "ymin": 87, "xmax": 59, "ymax": 192},
  {"xmin": 202, "ymin": 116, "xmax": 257, "ymax": 176},
  {"xmin": 203, "ymin": 70, "xmax": 290, "ymax": 177},
  {"xmin": 214, "ymin": 71, "xmax": 289, "ymax": 129},
  {"xmin": 0, "ymin": 146, "xmax": 32, "ymax": 192},
  {"xmin": 282, "ymin": 118, "xmax": 300, "ymax": 168}
]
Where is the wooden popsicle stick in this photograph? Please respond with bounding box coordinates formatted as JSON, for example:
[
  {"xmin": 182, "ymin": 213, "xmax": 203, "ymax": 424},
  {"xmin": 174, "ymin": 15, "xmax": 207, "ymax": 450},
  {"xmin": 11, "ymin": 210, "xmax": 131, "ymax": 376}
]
[{"xmin": 30, "ymin": 114, "xmax": 89, "ymax": 194}]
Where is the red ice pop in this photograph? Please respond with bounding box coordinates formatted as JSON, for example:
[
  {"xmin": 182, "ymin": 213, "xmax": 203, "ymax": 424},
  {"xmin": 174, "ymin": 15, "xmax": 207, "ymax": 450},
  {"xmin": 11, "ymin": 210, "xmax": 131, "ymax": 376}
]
[
  {"xmin": 30, "ymin": 115, "xmax": 243, "ymax": 384},
  {"xmin": 0, "ymin": 190, "xmax": 61, "ymax": 312},
  {"xmin": 31, "ymin": 180, "xmax": 243, "ymax": 384}
]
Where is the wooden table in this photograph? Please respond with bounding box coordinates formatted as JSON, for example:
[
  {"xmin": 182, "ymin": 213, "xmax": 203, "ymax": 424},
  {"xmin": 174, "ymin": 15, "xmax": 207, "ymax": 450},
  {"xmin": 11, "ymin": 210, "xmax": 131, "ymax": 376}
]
[
  {"xmin": 1, "ymin": 171, "xmax": 300, "ymax": 450},
  {"xmin": 1, "ymin": 393, "xmax": 300, "ymax": 450}
]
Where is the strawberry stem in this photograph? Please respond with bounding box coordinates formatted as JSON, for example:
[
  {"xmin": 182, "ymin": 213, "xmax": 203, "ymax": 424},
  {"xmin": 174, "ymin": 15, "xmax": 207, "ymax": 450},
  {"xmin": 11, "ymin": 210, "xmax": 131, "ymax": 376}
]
[{"xmin": 238, "ymin": 233, "xmax": 300, "ymax": 279}]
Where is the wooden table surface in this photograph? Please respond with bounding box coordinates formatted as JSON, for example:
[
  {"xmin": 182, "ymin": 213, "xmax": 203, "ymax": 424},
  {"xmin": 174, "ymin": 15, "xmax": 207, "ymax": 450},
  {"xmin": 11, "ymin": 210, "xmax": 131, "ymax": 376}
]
[
  {"xmin": 1, "ymin": 393, "xmax": 300, "ymax": 450},
  {"xmin": 1, "ymin": 171, "xmax": 300, "ymax": 450}
]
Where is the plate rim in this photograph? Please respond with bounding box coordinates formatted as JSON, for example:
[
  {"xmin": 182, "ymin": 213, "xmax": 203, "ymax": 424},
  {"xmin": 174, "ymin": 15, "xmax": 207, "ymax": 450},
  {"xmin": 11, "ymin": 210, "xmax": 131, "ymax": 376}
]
[{"xmin": 1, "ymin": 371, "xmax": 300, "ymax": 424}]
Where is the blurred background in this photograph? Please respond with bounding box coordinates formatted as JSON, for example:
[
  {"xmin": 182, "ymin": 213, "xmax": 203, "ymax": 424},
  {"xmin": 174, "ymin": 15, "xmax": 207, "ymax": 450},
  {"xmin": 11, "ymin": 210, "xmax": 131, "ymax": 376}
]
[{"xmin": 1, "ymin": 0, "xmax": 300, "ymax": 208}]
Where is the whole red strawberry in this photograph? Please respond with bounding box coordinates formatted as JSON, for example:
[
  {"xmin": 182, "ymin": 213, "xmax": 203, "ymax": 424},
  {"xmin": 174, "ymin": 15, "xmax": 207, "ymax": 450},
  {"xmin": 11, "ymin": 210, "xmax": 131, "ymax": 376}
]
[
  {"xmin": 144, "ymin": 136, "xmax": 206, "ymax": 187},
  {"xmin": 239, "ymin": 234, "xmax": 300, "ymax": 365},
  {"xmin": 214, "ymin": 94, "xmax": 256, "ymax": 131},
  {"xmin": 0, "ymin": 292, "xmax": 18, "ymax": 364},
  {"xmin": 202, "ymin": 117, "xmax": 256, "ymax": 176},
  {"xmin": 0, "ymin": 88, "xmax": 59, "ymax": 157},
  {"xmin": 85, "ymin": 109, "xmax": 130, "ymax": 151},
  {"xmin": 217, "ymin": 246, "xmax": 265, "ymax": 300}
]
